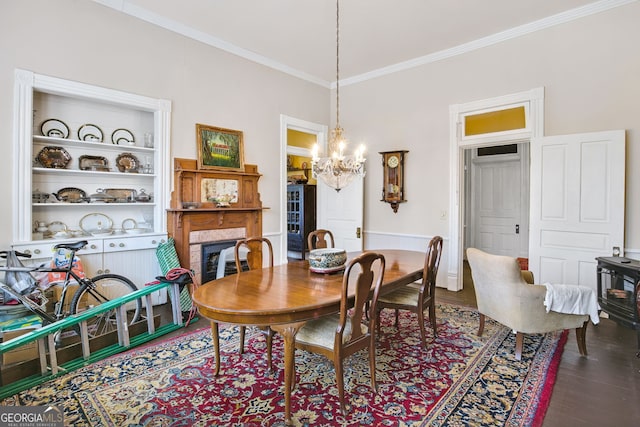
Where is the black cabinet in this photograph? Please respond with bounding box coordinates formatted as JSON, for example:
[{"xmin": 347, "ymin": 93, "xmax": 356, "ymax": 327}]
[
  {"xmin": 287, "ymin": 184, "xmax": 316, "ymax": 259},
  {"xmin": 596, "ymin": 256, "xmax": 640, "ymax": 353}
]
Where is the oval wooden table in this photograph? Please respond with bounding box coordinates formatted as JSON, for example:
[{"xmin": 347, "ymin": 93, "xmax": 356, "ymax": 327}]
[{"xmin": 192, "ymin": 249, "xmax": 425, "ymax": 424}]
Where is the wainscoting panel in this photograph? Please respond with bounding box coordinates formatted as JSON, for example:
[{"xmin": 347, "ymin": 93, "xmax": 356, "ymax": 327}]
[{"xmin": 365, "ymin": 231, "xmax": 449, "ymax": 288}]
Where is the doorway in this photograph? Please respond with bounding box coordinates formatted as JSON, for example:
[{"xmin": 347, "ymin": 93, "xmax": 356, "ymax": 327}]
[
  {"xmin": 464, "ymin": 142, "xmax": 530, "ymax": 259},
  {"xmin": 279, "ymin": 115, "xmax": 327, "ymax": 263},
  {"xmin": 448, "ymin": 87, "xmax": 544, "ymax": 291},
  {"xmin": 279, "ymin": 115, "xmax": 365, "ymax": 262},
  {"xmin": 286, "ymin": 129, "xmax": 317, "ymax": 260}
]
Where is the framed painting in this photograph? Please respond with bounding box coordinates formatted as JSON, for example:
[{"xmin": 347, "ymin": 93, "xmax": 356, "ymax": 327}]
[{"xmin": 196, "ymin": 124, "xmax": 245, "ymax": 171}]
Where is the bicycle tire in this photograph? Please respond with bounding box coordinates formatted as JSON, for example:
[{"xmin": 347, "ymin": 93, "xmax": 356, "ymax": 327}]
[{"xmin": 70, "ymin": 274, "xmax": 141, "ymax": 338}]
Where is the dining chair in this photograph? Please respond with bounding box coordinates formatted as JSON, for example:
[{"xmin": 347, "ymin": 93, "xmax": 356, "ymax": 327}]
[
  {"xmin": 210, "ymin": 237, "xmax": 276, "ymax": 375},
  {"xmin": 235, "ymin": 237, "xmax": 276, "ymax": 369},
  {"xmin": 376, "ymin": 235, "xmax": 443, "ymax": 348},
  {"xmin": 292, "ymin": 251, "xmax": 385, "ymax": 414},
  {"xmin": 307, "ymin": 229, "xmax": 335, "ymax": 250}
]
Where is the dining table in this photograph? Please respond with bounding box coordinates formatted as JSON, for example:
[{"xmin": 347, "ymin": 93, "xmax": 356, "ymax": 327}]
[{"xmin": 192, "ymin": 249, "xmax": 425, "ymax": 424}]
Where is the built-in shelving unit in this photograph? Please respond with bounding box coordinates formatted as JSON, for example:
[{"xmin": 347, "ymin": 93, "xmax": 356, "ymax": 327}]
[{"xmin": 12, "ymin": 69, "xmax": 171, "ymax": 295}]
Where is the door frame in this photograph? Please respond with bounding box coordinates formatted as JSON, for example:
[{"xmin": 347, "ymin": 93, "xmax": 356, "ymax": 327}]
[
  {"xmin": 448, "ymin": 87, "xmax": 544, "ymax": 291},
  {"xmin": 280, "ymin": 115, "xmax": 328, "ymax": 263}
]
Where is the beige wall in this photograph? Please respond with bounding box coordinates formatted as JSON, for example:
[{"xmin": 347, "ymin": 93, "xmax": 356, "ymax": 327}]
[
  {"xmin": 0, "ymin": 0, "xmax": 329, "ymax": 249},
  {"xmin": 1, "ymin": 0, "xmax": 639, "ymax": 256},
  {"xmin": 340, "ymin": 2, "xmax": 640, "ymax": 254}
]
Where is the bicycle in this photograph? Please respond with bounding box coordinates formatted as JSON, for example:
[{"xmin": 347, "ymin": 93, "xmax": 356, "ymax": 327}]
[{"xmin": 0, "ymin": 240, "xmax": 141, "ymax": 341}]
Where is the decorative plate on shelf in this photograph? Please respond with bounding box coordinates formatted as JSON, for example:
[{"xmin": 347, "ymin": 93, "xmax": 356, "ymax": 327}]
[
  {"xmin": 52, "ymin": 187, "xmax": 87, "ymax": 203},
  {"xmin": 79, "ymin": 155, "xmax": 110, "ymax": 171},
  {"xmin": 36, "ymin": 146, "xmax": 72, "ymax": 169},
  {"xmin": 77, "ymin": 123, "xmax": 104, "ymax": 142},
  {"xmin": 115, "ymin": 152, "xmax": 140, "ymax": 173},
  {"xmin": 79, "ymin": 212, "xmax": 114, "ymax": 235},
  {"xmin": 111, "ymin": 128, "xmax": 135, "ymax": 145},
  {"xmin": 40, "ymin": 118, "xmax": 69, "ymax": 139}
]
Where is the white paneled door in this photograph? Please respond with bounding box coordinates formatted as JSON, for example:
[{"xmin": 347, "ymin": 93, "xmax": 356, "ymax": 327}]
[
  {"xmin": 316, "ymin": 177, "xmax": 364, "ymax": 252},
  {"xmin": 529, "ymin": 130, "xmax": 625, "ymax": 291},
  {"xmin": 471, "ymin": 154, "xmax": 524, "ymax": 257}
]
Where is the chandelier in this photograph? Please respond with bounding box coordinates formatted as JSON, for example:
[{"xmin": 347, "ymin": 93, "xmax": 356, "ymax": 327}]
[{"xmin": 311, "ymin": 0, "xmax": 366, "ymax": 192}]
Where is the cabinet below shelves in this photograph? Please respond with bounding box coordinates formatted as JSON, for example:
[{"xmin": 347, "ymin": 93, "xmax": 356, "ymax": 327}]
[{"xmin": 12, "ymin": 234, "xmax": 168, "ymax": 305}]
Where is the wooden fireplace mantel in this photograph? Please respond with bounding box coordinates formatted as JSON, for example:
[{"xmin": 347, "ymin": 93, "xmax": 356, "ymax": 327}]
[{"xmin": 167, "ymin": 158, "xmax": 265, "ymax": 269}]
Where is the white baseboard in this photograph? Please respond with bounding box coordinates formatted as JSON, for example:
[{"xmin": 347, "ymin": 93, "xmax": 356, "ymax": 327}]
[{"xmin": 623, "ymin": 248, "xmax": 640, "ymax": 260}]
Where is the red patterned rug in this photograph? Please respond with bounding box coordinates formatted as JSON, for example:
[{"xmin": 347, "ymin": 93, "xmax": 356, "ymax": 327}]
[{"xmin": 2, "ymin": 303, "xmax": 566, "ymax": 426}]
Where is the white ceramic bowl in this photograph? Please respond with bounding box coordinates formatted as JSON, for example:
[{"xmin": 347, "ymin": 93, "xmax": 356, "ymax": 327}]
[{"xmin": 308, "ymin": 248, "xmax": 347, "ymax": 269}]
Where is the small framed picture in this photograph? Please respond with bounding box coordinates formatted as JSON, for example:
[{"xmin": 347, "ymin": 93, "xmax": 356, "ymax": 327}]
[{"xmin": 196, "ymin": 124, "xmax": 245, "ymax": 171}]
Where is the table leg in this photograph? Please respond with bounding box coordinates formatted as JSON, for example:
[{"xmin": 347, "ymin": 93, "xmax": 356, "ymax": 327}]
[
  {"xmin": 272, "ymin": 322, "xmax": 304, "ymax": 425},
  {"xmin": 211, "ymin": 321, "xmax": 220, "ymax": 376}
]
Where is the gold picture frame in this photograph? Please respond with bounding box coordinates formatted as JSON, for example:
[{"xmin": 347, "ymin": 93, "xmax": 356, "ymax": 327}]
[{"xmin": 196, "ymin": 124, "xmax": 245, "ymax": 171}]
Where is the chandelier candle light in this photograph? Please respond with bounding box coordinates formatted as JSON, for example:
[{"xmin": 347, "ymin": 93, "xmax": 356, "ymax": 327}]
[{"xmin": 311, "ymin": 0, "xmax": 366, "ymax": 192}]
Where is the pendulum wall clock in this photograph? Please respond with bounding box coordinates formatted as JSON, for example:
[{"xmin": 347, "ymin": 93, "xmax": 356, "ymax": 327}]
[{"xmin": 380, "ymin": 150, "xmax": 407, "ymax": 213}]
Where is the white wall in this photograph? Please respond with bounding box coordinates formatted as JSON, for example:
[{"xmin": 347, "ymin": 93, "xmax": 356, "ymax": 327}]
[
  {"xmin": 0, "ymin": 0, "xmax": 329, "ymax": 251},
  {"xmin": 345, "ymin": 2, "xmax": 640, "ymax": 261}
]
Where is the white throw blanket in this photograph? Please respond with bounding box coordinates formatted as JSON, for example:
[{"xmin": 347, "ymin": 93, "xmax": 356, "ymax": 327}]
[{"xmin": 543, "ymin": 283, "xmax": 600, "ymax": 325}]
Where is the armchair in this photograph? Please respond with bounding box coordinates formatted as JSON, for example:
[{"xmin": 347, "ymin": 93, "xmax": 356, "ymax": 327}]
[{"xmin": 466, "ymin": 248, "xmax": 589, "ymax": 360}]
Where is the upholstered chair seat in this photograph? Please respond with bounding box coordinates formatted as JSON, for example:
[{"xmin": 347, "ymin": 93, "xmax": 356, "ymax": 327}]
[
  {"xmin": 377, "ymin": 283, "xmax": 422, "ymax": 305},
  {"xmin": 296, "ymin": 315, "xmax": 367, "ymax": 348}
]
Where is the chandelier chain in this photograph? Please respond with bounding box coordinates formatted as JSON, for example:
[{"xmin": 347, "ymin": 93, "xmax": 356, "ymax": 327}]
[
  {"xmin": 310, "ymin": 0, "xmax": 366, "ymax": 192},
  {"xmin": 335, "ymin": 0, "xmax": 340, "ymax": 129}
]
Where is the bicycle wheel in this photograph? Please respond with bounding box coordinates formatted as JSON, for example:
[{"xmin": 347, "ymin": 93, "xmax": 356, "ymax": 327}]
[{"xmin": 70, "ymin": 274, "xmax": 141, "ymax": 338}]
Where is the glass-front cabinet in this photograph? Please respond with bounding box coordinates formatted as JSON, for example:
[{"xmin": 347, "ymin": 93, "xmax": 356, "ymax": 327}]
[
  {"xmin": 12, "ymin": 69, "xmax": 171, "ymax": 300},
  {"xmin": 287, "ymin": 184, "xmax": 316, "ymax": 260}
]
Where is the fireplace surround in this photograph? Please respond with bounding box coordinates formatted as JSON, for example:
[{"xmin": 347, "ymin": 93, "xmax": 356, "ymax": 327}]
[{"xmin": 167, "ymin": 158, "xmax": 265, "ymax": 284}]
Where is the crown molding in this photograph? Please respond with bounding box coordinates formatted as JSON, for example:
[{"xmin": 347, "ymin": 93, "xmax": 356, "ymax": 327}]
[
  {"xmin": 91, "ymin": 0, "xmax": 331, "ymax": 88},
  {"xmin": 338, "ymin": 0, "xmax": 637, "ymax": 88},
  {"xmin": 92, "ymin": 0, "xmax": 636, "ymax": 89}
]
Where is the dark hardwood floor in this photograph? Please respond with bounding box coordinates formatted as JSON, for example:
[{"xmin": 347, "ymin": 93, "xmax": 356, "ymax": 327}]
[{"xmin": 434, "ymin": 261, "xmax": 640, "ymax": 427}]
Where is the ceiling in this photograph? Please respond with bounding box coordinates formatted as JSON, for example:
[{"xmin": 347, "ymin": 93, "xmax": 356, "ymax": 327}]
[{"xmin": 96, "ymin": 0, "xmax": 623, "ymax": 86}]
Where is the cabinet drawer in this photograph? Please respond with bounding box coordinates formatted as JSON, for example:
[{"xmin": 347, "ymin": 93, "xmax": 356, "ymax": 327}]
[
  {"xmin": 103, "ymin": 234, "xmax": 168, "ymax": 253},
  {"xmin": 12, "ymin": 239, "xmax": 103, "ymax": 261}
]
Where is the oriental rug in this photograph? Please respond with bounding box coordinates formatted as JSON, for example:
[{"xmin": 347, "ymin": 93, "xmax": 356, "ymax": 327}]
[{"xmin": 1, "ymin": 303, "xmax": 567, "ymax": 426}]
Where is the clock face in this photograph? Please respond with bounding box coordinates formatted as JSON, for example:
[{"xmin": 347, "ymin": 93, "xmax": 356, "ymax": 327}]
[{"xmin": 387, "ymin": 155, "xmax": 399, "ymax": 168}]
